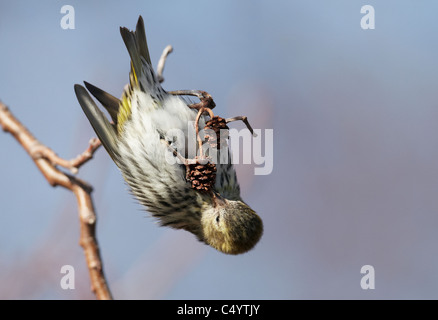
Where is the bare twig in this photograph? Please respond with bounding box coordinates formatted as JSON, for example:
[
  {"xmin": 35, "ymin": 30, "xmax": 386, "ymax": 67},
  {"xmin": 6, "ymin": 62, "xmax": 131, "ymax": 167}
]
[
  {"xmin": 226, "ymin": 116, "xmax": 257, "ymax": 137},
  {"xmin": 31, "ymin": 138, "xmax": 101, "ymax": 174},
  {"xmin": 0, "ymin": 102, "xmax": 112, "ymax": 300},
  {"xmin": 157, "ymin": 45, "xmax": 173, "ymax": 83},
  {"xmin": 195, "ymin": 107, "xmax": 215, "ymax": 156},
  {"xmin": 169, "ymin": 90, "xmax": 216, "ymax": 110}
]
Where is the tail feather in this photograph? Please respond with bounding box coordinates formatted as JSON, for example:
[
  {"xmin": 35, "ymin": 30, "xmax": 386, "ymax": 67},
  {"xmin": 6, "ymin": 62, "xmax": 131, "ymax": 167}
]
[
  {"xmin": 135, "ymin": 16, "xmax": 151, "ymax": 66},
  {"xmin": 120, "ymin": 16, "xmax": 164, "ymax": 99},
  {"xmin": 120, "ymin": 26, "xmax": 142, "ymax": 83},
  {"xmin": 75, "ymin": 16, "xmax": 164, "ymax": 159},
  {"xmin": 120, "ymin": 16, "xmax": 152, "ymax": 85}
]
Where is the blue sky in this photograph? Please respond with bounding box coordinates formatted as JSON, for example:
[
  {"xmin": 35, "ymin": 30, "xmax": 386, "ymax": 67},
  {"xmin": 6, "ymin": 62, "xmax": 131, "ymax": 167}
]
[{"xmin": 2, "ymin": 1, "xmax": 438, "ymax": 299}]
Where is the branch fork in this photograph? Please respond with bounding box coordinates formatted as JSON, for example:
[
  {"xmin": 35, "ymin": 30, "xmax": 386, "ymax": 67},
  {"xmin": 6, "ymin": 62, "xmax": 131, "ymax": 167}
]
[{"xmin": 0, "ymin": 102, "xmax": 111, "ymax": 300}]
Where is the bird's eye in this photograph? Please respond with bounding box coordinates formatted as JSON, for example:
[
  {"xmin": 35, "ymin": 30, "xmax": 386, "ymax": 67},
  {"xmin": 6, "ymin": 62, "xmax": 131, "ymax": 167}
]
[{"xmin": 216, "ymin": 215, "xmax": 220, "ymax": 224}]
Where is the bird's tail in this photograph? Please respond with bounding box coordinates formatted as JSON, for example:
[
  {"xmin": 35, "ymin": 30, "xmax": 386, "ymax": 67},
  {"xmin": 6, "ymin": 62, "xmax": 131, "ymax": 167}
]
[
  {"xmin": 74, "ymin": 16, "xmax": 165, "ymax": 160},
  {"xmin": 118, "ymin": 16, "xmax": 166, "ymax": 132}
]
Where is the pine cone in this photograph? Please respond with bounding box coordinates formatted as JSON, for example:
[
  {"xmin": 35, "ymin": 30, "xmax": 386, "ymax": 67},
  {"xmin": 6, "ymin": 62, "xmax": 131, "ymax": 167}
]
[
  {"xmin": 186, "ymin": 159, "xmax": 217, "ymax": 193},
  {"xmin": 204, "ymin": 116, "xmax": 229, "ymax": 149}
]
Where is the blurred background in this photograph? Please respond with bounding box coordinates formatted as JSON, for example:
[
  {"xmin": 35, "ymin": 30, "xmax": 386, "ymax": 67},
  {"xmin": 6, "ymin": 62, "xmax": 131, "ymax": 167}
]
[{"xmin": 1, "ymin": 0, "xmax": 438, "ymax": 299}]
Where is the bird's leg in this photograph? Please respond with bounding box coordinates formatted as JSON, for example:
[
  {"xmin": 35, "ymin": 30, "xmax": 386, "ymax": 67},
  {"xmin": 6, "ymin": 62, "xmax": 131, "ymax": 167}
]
[
  {"xmin": 195, "ymin": 107, "xmax": 205, "ymax": 158},
  {"xmin": 160, "ymin": 139, "xmax": 197, "ymax": 166},
  {"xmin": 194, "ymin": 107, "xmax": 216, "ymax": 158},
  {"xmin": 160, "ymin": 140, "xmax": 196, "ymax": 182}
]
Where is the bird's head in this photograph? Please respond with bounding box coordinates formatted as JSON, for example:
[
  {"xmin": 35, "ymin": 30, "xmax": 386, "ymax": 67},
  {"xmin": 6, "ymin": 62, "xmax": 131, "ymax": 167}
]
[{"xmin": 200, "ymin": 196, "xmax": 263, "ymax": 255}]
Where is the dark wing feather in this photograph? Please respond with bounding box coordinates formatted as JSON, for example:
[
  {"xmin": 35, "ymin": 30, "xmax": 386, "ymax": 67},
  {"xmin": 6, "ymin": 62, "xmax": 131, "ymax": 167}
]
[
  {"xmin": 84, "ymin": 81, "xmax": 120, "ymax": 124},
  {"xmin": 74, "ymin": 84, "xmax": 119, "ymax": 160}
]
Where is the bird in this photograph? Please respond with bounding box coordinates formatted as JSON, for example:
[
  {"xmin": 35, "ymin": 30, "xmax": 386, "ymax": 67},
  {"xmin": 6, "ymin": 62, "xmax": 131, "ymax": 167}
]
[{"xmin": 74, "ymin": 16, "xmax": 263, "ymax": 254}]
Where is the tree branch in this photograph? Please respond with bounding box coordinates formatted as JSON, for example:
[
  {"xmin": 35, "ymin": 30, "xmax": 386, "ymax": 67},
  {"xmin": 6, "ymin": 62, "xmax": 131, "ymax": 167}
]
[
  {"xmin": 0, "ymin": 101, "xmax": 112, "ymax": 300},
  {"xmin": 157, "ymin": 45, "xmax": 173, "ymax": 83},
  {"xmin": 30, "ymin": 137, "xmax": 101, "ymax": 174}
]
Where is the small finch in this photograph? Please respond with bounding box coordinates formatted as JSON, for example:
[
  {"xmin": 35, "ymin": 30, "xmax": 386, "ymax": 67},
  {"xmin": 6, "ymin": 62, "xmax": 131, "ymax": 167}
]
[{"xmin": 74, "ymin": 16, "xmax": 263, "ymax": 254}]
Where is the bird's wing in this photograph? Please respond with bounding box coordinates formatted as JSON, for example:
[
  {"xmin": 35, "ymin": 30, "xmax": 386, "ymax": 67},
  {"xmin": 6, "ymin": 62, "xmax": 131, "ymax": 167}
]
[{"xmin": 74, "ymin": 84, "xmax": 119, "ymax": 161}]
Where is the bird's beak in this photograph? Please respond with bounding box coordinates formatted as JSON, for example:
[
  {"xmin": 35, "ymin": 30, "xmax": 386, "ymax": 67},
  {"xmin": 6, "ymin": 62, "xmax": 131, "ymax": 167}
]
[{"xmin": 212, "ymin": 192, "xmax": 226, "ymax": 207}]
